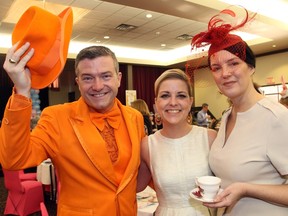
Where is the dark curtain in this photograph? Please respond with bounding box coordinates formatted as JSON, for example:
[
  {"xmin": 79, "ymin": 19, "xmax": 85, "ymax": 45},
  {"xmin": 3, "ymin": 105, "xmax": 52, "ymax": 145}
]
[
  {"xmin": 0, "ymin": 54, "xmax": 13, "ymax": 121},
  {"xmin": 117, "ymin": 64, "xmax": 128, "ymax": 105},
  {"xmin": 132, "ymin": 65, "xmax": 165, "ymax": 112},
  {"xmin": 39, "ymin": 88, "xmax": 49, "ymax": 110}
]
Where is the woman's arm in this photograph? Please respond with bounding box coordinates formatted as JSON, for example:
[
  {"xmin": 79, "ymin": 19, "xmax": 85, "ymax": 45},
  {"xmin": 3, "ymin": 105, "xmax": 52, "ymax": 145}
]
[
  {"xmin": 207, "ymin": 128, "xmax": 217, "ymax": 149},
  {"xmin": 137, "ymin": 136, "xmax": 152, "ymax": 192}
]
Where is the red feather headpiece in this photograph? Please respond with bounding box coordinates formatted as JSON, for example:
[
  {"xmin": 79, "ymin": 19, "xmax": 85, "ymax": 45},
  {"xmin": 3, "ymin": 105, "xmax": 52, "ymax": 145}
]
[{"xmin": 191, "ymin": 6, "xmax": 256, "ymax": 63}]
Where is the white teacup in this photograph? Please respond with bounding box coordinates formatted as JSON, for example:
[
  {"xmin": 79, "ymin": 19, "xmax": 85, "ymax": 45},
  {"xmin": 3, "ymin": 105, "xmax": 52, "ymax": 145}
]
[{"xmin": 195, "ymin": 176, "xmax": 221, "ymax": 201}]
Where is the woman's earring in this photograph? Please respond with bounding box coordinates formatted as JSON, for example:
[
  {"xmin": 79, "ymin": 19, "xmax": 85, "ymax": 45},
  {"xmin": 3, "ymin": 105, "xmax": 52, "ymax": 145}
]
[
  {"xmin": 155, "ymin": 113, "xmax": 162, "ymax": 125},
  {"xmin": 187, "ymin": 113, "xmax": 192, "ymax": 124}
]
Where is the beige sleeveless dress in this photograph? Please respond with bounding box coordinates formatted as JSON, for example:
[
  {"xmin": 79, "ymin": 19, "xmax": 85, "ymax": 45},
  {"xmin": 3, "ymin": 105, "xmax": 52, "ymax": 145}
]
[{"xmin": 148, "ymin": 126, "xmax": 211, "ymax": 216}]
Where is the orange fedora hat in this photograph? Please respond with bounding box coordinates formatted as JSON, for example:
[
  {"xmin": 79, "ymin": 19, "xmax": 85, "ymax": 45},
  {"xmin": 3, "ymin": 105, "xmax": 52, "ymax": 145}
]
[{"xmin": 12, "ymin": 6, "xmax": 73, "ymax": 89}]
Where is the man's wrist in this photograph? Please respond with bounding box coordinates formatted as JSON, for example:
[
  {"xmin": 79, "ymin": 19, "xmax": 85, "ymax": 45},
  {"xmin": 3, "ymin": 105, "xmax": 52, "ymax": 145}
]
[{"xmin": 14, "ymin": 87, "xmax": 31, "ymax": 98}]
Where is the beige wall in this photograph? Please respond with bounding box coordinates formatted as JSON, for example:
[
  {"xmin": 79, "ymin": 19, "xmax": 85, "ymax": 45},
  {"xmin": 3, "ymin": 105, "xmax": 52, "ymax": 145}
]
[{"xmin": 194, "ymin": 51, "xmax": 288, "ymax": 119}]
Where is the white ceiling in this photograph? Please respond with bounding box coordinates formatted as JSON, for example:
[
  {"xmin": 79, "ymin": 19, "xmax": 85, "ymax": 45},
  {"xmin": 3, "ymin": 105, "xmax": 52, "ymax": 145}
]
[{"xmin": 0, "ymin": 0, "xmax": 288, "ymax": 67}]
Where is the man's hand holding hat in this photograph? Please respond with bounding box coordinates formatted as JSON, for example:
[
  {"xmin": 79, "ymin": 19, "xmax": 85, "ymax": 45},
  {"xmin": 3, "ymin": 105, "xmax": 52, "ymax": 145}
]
[
  {"xmin": 3, "ymin": 6, "xmax": 73, "ymax": 94},
  {"xmin": 4, "ymin": 42, "xmax": 34, "ymax": 98}
]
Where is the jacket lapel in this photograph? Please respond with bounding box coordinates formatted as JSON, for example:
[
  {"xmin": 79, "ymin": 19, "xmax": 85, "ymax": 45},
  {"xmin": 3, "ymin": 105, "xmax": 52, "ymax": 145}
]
[
  {"xmin": 116, "ymin": 100, "xmax": 141, "ymax": 193},
  {"xmin": 69, "ymin": 98, "xmax": 118, "ymax": 186}
]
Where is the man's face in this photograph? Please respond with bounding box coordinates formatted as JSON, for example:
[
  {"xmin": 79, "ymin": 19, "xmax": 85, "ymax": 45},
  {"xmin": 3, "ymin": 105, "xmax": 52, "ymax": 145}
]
[{"xmin": 75, "ymin": 56, "xmax": 122, "ymax": 113}]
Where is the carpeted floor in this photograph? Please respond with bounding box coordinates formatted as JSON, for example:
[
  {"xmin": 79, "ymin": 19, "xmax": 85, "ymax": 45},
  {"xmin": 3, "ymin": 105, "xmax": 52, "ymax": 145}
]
[
  {"xmin": 0, "ymin": 175, "xmax": 57, "ymax": 216},
  {"xmin": 0, "ymin": 177, "xmax": 7, "ymax": 215}
]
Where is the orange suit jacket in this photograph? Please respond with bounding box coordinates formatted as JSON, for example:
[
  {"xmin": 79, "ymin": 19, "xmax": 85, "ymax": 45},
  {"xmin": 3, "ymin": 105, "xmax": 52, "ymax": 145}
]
[{"xmin": 1, "ymin": 95, "xmax": 145, "ymax": 216}]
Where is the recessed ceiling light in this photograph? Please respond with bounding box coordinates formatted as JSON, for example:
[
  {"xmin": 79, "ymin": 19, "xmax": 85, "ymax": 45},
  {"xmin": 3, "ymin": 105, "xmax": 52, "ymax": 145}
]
[
  {"xmin": 161, "ymin": 44, "xmax": 166, "ymax": 47},
  {"xmin": 104, "ymin": 36, "xmax": 110, "ymax": 39},
  {"xmin": 115, "ymin": 23, "xmax": 137, "ymax": 31},
  {"xmin": 272, "ymin": 45, "xmax": 276, "ymax": 48},
  {"xmin": 146, "ymin": 14, "xmax": 152, "ymax": 18},
  {"xmin": 176, "ymin": 34, "xmax": 193, "ymax": 40}
]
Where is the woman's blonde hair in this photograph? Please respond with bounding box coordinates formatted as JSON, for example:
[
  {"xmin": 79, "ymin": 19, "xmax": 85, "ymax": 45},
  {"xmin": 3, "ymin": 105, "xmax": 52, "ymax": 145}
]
[
  {"xmin": 154, "ymin": 69, "xmax": 193, "ymax": 97},
  {"xmin": 130, "ymin": 99, "xmax": 150, "ymax": 115}
]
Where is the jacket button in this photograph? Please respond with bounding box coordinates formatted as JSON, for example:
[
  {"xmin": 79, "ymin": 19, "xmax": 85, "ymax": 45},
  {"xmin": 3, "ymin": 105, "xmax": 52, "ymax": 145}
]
[{"xmin": 3, "ymin": 118, "xmax": 9, "ymax": 125}]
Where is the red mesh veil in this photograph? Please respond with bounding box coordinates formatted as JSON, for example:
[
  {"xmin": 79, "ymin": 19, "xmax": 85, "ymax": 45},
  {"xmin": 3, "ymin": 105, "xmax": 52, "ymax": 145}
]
[{"xmin": 190, "ymin": 6, "xmax": 256, "ymax": 68}]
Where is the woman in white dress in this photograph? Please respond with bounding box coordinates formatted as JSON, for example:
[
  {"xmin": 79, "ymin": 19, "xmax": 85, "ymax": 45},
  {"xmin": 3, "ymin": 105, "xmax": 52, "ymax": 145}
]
[
  {"xmin": 137, "ymin": 69, "xmax": 217, "ymax": 216},
  {"xmin": 191, "ymin": 6, "xmax": 288, "ymax": 216}
]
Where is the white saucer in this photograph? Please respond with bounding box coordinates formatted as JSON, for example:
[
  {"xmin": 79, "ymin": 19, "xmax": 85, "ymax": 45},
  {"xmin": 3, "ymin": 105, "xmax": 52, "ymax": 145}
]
[{"xmin": 189, "ymin": 188, "xmax": 223, "ymax": 203}]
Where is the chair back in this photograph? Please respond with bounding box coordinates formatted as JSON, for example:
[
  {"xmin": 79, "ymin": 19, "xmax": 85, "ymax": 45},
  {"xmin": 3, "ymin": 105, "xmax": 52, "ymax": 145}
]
[
  {"xmin": 3, "ymin": 169, "xmax": 24, "ymax": 192},
  {"xmin": 3, "ymin": 169, "xmax": 44, "ymax": 216},
  {"xmin": 40, "ymin": 202, "xmax": 49, "ymax": 216}
]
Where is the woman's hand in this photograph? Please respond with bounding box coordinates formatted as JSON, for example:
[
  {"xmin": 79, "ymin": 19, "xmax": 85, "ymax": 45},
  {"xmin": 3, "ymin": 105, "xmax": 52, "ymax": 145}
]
[
  {"xmin": 203, "ymin": 182, "xmax": 247, "ymax": 208},
  {"xmin": 3, "ymin": 42, "xmax": 34, "ymax": 97},
  {"xmin": 204, "ymin": 181, "xmax": 288, "ymax": 209}
]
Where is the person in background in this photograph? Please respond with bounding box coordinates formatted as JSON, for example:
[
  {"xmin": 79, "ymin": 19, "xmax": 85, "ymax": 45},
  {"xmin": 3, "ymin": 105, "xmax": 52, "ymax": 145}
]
[
  {"xmin": 149, "ymin": 112, "xmax": 158, "ymax": 133},
  {"xmin": 191, "ymin": 6, "xmax": 288, "ymax": 216},
  {"xmin": 1, "ymin": 44, "xmax": 145, "ymax": 216},
  {"xmin": 279, "ymin": 77, "xmax": 288, "ymax": 108},
  {"xmin": 131, "ymin": 99, "xmax": 153, "ymax": 135},
  {"xmin": 137, "ymin": 69, "xmax": 217, "ymax": 216},
  {"xmin": 197, "ymin": 103, "xmax": 212, "ymax": 127}
]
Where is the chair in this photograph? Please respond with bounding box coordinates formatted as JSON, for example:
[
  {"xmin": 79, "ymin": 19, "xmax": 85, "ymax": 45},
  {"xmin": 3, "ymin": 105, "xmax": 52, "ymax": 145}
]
[
  {"xmin": 40, "ymin": 202, "xmax": 49, "ymax": 216},
  {"xmin": 3, "ymin": 169, "xmax": 44, "ymax": 216},
  {"xmin": 19, "ymin": 170, "xmax": 37, "ymax": 181}
]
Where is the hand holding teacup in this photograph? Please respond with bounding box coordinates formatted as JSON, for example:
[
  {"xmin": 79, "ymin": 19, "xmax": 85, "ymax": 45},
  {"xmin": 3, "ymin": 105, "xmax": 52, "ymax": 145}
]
[{"xmin": 195, "ymin": 176, "xmax": 221, "ymax": 201}]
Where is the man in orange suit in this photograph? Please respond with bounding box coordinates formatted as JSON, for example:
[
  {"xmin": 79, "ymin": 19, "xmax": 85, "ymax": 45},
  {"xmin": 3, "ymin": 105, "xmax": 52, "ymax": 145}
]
[{"xmin": 1, "ymin": 43, "xmax": 145, "ymax": 215}]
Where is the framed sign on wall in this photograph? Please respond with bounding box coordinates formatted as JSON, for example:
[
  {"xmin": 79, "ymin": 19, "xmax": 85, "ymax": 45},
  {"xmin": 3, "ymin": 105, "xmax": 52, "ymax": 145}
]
[
  {"xmin": 259, "ymin": 83, "xmax": 287, "ymax": 103},
  {"xmin": 125, "ymin": 90, "xmax": 137, "ymax": 106}
]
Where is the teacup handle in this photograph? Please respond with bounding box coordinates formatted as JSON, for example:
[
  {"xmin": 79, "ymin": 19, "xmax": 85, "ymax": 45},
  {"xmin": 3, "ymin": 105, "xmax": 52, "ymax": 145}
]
[{"xmin": 195, "ymin": 177, "xmax": 199, "ymax": 187}]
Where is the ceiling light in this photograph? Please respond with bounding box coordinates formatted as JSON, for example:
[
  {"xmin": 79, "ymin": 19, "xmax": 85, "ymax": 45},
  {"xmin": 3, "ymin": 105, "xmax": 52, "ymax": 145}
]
[
  {"xmin": 3, "ymin": 0, "xmax": 89, "ymax": 24},
  {"xmin": 161, "ymin": 44, "xmax": 166, "ymax": 47},
  {"xmin": 146, "ymin": 14, "xmax": 152, "ymax": 18},
  {"xmin": 115, "ymin": 23, "xmax": 137, "ymax": 31},
  {"xmin": 176, "ymin": 34, "xmax": 193, "ymax": 40},
  {"xmin": 104, "ymin": 36, "xmax": 110, "ymax": 39}
]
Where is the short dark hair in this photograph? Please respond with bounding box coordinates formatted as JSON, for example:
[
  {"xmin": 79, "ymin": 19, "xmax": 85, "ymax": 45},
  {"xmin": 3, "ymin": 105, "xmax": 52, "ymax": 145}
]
[
  {"xmin": 75, "ymin": 46, "xmax": 119, "ymax": 76},
  {"xmin": 208, "ymin": 41, "xmax": 256, "ymax": 69}
]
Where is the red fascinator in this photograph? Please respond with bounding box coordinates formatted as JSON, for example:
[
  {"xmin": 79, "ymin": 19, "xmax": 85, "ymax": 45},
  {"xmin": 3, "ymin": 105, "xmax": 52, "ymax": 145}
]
[{"xmin": 191, "ymin": 6, "xmax": 256, "ymax": 68}]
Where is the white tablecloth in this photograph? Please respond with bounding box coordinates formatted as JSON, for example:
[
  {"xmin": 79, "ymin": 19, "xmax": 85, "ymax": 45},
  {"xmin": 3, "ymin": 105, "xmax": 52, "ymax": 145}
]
[
  {"xmin": 37, "ymin": 159, "xmax": 57, "ymax": 201},
  {"xmin": 137, "ymin": 186, "xmax": 158, "ymax": 216},
  {"xmin": 37, "ymin": 159, "xmax": 54, "ymax": 185}
]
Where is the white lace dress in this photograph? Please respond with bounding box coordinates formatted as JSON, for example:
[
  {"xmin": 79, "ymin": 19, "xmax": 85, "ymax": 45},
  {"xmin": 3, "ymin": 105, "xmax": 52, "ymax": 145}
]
[{"xmin": 148, "ymin": 126, "xmax": 212, "ymax": 216}]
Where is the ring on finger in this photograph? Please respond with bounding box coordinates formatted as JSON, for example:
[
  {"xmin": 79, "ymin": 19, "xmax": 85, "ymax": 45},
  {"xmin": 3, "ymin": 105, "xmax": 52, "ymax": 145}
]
[{"xmin": 9, "ymin": 58, "xmax": 17, "ymax": 64}]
